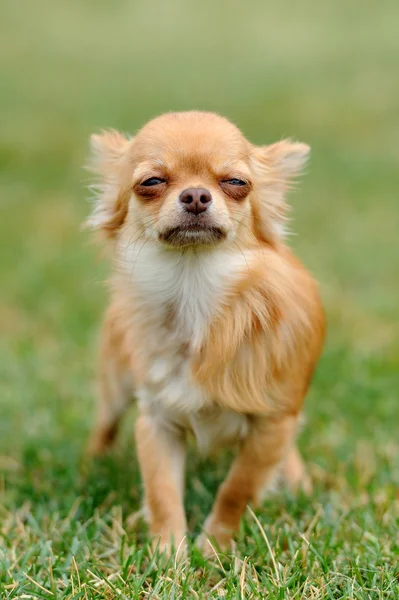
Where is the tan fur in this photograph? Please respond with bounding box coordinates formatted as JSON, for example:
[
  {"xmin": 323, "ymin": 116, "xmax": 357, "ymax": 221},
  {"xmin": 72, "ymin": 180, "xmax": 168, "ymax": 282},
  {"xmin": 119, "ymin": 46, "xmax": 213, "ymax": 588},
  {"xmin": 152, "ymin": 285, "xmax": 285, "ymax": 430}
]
[{"xmin": 85, "ymin": 111, "xmax": 325, "ymax": 555}]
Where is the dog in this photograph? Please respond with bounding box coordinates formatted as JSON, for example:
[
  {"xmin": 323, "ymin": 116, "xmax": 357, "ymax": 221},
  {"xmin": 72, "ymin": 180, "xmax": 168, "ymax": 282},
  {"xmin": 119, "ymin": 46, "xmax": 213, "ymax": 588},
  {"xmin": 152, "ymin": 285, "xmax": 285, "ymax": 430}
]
[{"xmin": 85, "ymin": 111, "xmax": 325, "ymax": 556}]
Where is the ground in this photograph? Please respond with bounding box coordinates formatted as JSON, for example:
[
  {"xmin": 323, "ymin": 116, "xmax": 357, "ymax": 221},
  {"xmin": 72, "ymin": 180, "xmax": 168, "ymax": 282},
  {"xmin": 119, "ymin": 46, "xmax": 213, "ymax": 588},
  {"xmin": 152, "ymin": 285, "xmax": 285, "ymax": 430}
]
[{"xmin": 0, "ymin": 1, "xmax": 398, "ymax": 598}]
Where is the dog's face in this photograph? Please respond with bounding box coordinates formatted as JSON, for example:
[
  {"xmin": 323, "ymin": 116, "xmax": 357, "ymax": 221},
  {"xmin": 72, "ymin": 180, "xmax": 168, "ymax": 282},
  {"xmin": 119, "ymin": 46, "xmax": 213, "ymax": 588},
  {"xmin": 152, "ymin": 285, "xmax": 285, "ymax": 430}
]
[
  {"xmin": 87, "ymin": 111, "xmax": 310, "ymax": 249},
  {"xmin": 129, "ymin": 113, "xmax": 253, "ymax": 247}
]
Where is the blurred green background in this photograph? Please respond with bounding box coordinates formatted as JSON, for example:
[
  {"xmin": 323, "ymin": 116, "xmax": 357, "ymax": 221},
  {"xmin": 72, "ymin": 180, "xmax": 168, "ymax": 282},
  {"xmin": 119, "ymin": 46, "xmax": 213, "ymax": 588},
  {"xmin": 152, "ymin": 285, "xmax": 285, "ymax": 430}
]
[{"xmin": 0, "ymin": 0, "xmax": 398, "ymax": 596}]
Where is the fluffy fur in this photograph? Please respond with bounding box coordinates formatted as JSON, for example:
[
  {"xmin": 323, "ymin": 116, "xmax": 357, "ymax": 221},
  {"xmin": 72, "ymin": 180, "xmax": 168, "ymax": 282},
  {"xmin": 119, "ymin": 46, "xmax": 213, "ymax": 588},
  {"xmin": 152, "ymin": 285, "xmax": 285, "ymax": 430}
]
[{"xmin": 86, "ymin": 111, "xmax": 325, "ymax": 556}]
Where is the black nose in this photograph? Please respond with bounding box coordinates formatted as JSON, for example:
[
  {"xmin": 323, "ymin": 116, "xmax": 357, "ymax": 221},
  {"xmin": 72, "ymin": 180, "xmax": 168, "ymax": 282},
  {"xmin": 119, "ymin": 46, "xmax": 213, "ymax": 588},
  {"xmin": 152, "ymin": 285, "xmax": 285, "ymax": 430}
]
[{"xmin": 179, "ymin": 188, "xmax": 212, "ymax": 215}]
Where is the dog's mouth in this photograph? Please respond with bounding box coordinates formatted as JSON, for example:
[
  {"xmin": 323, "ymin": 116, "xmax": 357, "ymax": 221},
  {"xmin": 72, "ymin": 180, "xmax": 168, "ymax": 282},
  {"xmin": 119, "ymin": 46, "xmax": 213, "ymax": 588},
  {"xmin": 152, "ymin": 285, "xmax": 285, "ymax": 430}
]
[{"xmin": 158, "ymin": 223, "xmax": 227, "ymax": 247}]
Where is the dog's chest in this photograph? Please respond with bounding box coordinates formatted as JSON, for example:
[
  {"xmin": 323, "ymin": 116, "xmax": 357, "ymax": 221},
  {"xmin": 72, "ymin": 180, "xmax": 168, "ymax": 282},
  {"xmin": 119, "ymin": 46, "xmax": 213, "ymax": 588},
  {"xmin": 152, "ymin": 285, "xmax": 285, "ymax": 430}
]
[{"xmin": 129, "ymin": 245, "xmax": 250, "ymax": 419}]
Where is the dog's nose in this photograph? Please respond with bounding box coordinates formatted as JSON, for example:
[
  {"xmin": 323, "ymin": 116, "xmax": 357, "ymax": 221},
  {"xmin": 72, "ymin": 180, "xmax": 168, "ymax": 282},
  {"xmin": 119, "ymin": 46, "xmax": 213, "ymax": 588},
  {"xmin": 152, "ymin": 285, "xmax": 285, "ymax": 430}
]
[{"xmin": 179, "ymin": 188, "xmax": 212, "ymax": 215}]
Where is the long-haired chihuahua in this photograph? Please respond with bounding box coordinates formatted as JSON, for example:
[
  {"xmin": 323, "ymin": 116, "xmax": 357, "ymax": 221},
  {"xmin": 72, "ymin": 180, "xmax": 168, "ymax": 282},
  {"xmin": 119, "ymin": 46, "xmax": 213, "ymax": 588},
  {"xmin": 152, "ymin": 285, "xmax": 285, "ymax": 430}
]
[{"xmin": 86, "ymin": 111, "xmax": 325, "ymax": 556}]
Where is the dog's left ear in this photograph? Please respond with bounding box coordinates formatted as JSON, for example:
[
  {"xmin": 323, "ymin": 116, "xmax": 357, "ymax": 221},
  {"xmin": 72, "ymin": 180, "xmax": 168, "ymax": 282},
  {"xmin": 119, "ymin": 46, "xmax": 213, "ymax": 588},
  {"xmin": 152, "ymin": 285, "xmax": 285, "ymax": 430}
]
[
  {"xmin": 86, "ymin": 130, "xmax": 132, "ymax": 236},
  {"xmin": 251, "ymin": 140, "xmax": 310, "ymax": 243}
]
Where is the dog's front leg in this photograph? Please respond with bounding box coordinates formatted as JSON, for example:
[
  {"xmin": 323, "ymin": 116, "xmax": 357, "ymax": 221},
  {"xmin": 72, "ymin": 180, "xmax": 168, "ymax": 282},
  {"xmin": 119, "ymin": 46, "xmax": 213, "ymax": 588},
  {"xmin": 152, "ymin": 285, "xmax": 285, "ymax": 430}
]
[
  {"xmin": 135, "ymin": 413, "xmax": 187, "ymax": 557},
  {"xmin": 198, "ymin": 414, "xmax": 299, "ymax": 553}
]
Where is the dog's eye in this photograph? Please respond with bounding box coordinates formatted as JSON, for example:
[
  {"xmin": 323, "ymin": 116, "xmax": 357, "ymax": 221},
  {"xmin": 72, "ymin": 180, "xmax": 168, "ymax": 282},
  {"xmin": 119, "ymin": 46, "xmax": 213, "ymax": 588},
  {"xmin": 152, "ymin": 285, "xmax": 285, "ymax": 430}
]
[
  {"xmin": 223, "ymin": 178, "xmax": 247, "ymax": 186},
  {"xmin": 140, "ymin": 177, "xmax": 166, "ymax": 186},
  {"xmin": 220, "ymin": 178, "xmax": 250, "ymax": 200}
]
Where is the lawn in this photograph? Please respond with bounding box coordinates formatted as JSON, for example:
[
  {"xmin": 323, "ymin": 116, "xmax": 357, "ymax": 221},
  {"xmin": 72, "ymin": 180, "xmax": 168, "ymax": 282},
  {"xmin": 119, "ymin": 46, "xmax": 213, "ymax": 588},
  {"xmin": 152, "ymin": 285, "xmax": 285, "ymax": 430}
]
[{"xmin": 0, "ymin": 1, "xmax": 398, "ymax": 598}]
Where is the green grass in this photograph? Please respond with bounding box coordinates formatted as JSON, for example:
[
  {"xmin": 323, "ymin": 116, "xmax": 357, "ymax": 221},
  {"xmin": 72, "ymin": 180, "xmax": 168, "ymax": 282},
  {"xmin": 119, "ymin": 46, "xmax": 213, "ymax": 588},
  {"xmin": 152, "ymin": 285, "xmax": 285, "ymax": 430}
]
[{"xmin": 1, "ymin": 0, "xmax": 399, "ymax": 597}]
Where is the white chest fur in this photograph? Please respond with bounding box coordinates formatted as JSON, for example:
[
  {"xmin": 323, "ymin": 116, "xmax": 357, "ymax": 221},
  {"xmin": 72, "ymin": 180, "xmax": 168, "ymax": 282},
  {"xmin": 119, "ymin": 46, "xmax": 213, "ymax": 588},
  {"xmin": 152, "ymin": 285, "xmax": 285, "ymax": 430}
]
[
  {"xmin": 123, "ymin": 242, "xmax": 251, "ymax": 348},
  {"xmin": 119, "ymin": 240, "xmax": 252, "ymax": 451}
]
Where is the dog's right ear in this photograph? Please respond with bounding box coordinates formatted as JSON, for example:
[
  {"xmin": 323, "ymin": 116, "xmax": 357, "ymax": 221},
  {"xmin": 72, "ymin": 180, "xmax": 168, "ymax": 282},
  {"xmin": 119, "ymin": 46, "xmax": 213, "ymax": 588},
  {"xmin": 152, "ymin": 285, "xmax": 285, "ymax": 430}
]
[
  {"xmin": 89, "ymin": 130, "xmax": 129, "ymax": 178},
  {"xmin": 85, "ymin": 130, "xmax": 132, "ymax": 236}
]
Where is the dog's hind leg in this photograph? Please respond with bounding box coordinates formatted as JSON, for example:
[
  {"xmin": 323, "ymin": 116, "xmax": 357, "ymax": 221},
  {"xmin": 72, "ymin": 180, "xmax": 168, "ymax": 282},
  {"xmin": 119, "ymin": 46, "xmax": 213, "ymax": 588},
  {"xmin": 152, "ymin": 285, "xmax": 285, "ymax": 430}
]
[
  {"xmin": 87, "ymin": 314, "xmax": 134, "ymax": 456},
  {"xmin": 88, "ymin": 363, "xmax": 133, "ymax": 456},
  {"xmin": 281, "ymin": 445, "xmax": 312, "ymax": 495}
]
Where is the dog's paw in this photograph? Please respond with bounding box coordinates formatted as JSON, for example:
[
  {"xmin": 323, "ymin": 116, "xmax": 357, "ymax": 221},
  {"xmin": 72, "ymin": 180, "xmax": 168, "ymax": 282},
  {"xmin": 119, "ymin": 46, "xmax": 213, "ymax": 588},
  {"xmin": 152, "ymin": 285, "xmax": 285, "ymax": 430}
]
[
  {"xmin": 299, "ymin": 471, "xmax": 313, "ymax": 495},
  {"xmin": 151, "ymin": 532, "xmax": 188, "ymax": 562},
  {"xmin": 286, "ymin": 470, "xmax": 313, "ymax": 496},
  {"xmin": 86, "ymin": 428, "xmax": 116, "ymax": 458},
  {"xmin": 195, "ymin": 520, "xmax": 234, "ymax": 557},
  {"xmin": 195, "ymin": 533, "xmax": 219, "ymax": 558}
]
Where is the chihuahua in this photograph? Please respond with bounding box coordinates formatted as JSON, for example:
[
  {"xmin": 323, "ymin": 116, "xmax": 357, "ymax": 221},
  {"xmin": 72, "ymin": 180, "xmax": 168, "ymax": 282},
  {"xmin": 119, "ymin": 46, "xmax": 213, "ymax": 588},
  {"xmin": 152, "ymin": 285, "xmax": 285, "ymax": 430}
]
[{"xmin": 86, "ymin": 111, "xmax": 325, "ymax": 556}]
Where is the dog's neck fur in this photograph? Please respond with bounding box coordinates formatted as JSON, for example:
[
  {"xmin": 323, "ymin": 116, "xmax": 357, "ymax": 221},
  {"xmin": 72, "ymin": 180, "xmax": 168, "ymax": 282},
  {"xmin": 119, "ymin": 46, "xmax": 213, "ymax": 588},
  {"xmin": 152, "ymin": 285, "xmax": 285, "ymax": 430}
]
[{"xmin": 119, "ymin": 239, "xmax": 253, "ymax": 351}]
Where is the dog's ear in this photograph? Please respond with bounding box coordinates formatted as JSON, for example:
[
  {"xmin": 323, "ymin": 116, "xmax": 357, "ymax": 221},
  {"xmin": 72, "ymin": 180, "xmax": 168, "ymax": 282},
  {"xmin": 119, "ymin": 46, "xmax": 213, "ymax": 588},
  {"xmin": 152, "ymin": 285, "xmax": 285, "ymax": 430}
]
[
  {"xmin": 85, "ymin": 130, "xmax": 132, "ymax": 236},
  {"xmin": 89, "ymin": 130, "xmax": 129, "ymax": 177},
  {"xmin": 250, "ymin": 140, "xmax": 310, "ymax": 243}
]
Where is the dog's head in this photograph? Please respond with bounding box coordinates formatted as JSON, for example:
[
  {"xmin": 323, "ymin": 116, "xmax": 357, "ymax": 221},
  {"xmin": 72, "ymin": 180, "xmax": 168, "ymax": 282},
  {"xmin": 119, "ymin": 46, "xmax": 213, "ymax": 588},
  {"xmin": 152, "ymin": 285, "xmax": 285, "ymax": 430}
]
[{"xmin": 87, "ymin": 111, "xmax": 309, "ymax": 249}]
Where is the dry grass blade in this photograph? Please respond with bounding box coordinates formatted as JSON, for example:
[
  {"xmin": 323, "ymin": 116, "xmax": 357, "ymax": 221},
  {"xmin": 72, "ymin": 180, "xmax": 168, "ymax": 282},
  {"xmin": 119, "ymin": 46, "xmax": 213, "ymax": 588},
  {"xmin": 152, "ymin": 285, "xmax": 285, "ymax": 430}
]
[{"xmin": 247, "ymin": 506, "xmax": 281, "ymax": 585}]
